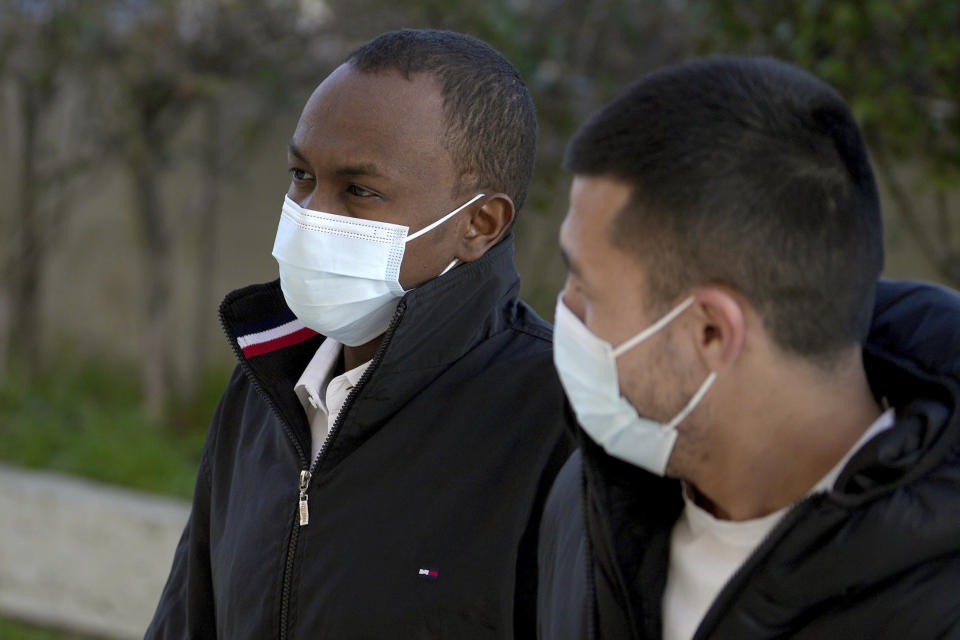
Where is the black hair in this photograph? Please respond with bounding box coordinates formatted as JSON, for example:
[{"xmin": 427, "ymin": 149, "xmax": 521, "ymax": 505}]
[
  {"xmin": 565, "ymin": 56, "xmax": 883, "ymax": 360},
  {"xmin": 347, "ymin": 29, "xmax": 537, "ymax": 212}
]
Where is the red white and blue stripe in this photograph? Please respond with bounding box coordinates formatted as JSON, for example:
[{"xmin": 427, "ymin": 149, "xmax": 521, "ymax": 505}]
[{"xmin": 234, "ymin": 311, "xmax": 318, "ymax": 359}]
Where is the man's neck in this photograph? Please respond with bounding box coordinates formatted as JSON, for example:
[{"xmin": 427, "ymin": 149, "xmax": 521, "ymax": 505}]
[
  {"xmin": 343, "ymin": 335, "xmax": 384, "ymax": 372},
  {"xmin": 683, "ymin": 349, "xmax": 882, "ymax": 522}
]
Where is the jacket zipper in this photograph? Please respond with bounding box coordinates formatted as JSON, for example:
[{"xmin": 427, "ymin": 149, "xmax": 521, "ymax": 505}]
[
  {"xmin": 218, "ymin": 309, "xmax": 305, "ymax": 639},
  {"xmin": 239, "ymin": 300, "xmax": 406, "ymax": 639},
  {"xmin": 219, "ymin": 309, "xmax": 311, "ymax": 640},
  {"xmin": 295, "ymin": 297, "xmax": 407, "ymax": 525},
  {"xmin": 583, "ymin": 472, "xmax": 652, "ymax": 639},
  {"xmin": 581, "ymin": 462, "xmax": 599, "ymax": 640},
  {"xmin": 297, "ymin": 470, "xmax": 311, "ymax": 525},
  {"xmin": 307, "ymin": 299, "xmax": 406, "ymax": 479}
]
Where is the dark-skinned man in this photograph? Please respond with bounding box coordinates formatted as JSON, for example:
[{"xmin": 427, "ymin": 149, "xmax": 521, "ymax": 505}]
[
  {"xmin": 538, "ymin": 57, "xmax": 960, "ymax": 639},
  {"xmin": 147, "ymin": 29, "xmax": 573, "ymax": 639}
]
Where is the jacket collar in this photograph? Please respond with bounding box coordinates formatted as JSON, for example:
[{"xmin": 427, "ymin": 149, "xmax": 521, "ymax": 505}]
[
  {"xmin": 218, "ymin": 233, "xmax": 527, "ymax": 466},
  {"xmin": 835, "ymin": 280, "xmax": 960, "ymax": 497}
]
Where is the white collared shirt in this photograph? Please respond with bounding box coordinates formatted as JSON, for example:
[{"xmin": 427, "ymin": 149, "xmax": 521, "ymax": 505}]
[
  {"xmin": 294, "ymin": 339, "xmax": 372, "ymax": 463},
  {"xmin": 662, "ymin": 408, "xmax": 896, "ymax": 640}
]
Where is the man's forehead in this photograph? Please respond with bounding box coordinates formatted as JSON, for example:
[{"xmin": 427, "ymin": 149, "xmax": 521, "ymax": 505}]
[
  {"xmin": 561, "ymin": 176, "xmax": 636, "ymax": 273},
  {"xmin": 567, "ymin": 176, "xmax": 633, "ymax": 234},
  {"xmin": 292, "ymin": 64, "xmax": 450, "ymax": 178},
  {"xmin": 304, "ymin": 65, "xmax": 445, "ymax": 131}
]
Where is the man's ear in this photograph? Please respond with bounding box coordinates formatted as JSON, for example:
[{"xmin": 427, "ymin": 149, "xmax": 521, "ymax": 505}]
[
  {"xmin": 690, "ymin": 286, "xmax": 746, "ymax": 372},
  {"xmin": 456, "ymin": 193, "xmax": 515, "ymax": 262}
]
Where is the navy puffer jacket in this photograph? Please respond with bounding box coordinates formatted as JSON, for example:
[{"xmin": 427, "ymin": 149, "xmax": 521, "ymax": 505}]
[{"xmin": 538, "ymin": 279, "xmax": 960, "ymax": 639}]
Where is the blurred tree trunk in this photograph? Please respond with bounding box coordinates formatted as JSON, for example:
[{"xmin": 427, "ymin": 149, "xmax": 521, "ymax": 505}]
[
  {"xmin": 129, "ymin": 126, "xmax": 174, "ymax": 418},
  {"xmin": 189, "ymin": 97, "xmax": 222, "ymax": 386},
  {"xmin": 3, "ymin": 70, "xmax": 102, "ymax": 378},
  {"xmin": 10, "ymin": 80, "xmax": 45, "ymax": 373}
]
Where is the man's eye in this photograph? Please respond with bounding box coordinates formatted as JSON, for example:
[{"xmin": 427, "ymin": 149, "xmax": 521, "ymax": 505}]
[
  {"xmin": 289, "ymin": 168, "xmax": 312, "ymax": 181},
  {"xmin": 347, "ymin": 184, "xmax": 378, "ymax": 198}
]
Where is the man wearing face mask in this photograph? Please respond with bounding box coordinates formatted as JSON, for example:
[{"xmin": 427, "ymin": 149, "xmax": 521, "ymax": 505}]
[
  {"xmin": 537, "ymin": 57, "xmax": 960, "ymax": 639},
  {"xmin": 147, "ymin": 30, "xmax": 574, "ymax": 639}
]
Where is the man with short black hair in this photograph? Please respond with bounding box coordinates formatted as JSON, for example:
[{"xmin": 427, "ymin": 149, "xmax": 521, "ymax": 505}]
[
  {"xmin": 538, "ymin": 56, "xmax": 960, "ymax": 639},
  {"xmin": 147, "ymin": 29, "xmax": 572, "ymax": 639}
]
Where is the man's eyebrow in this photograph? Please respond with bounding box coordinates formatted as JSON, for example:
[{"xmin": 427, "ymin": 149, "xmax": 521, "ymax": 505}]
[
  {"xmin": 334, "ymin": 163, "xmax": 386, "ymax": 179},
  {"xmin": 287, "ymin": 141, "xmax": 308, "ymax": 164},
  {"xmin": 288, "ymin": 141, "xmax": 388, "ymax": 179}
]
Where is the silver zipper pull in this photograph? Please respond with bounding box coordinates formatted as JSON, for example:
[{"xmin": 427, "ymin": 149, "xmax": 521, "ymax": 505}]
[{"xmin": 298, "ymin": 469, "xmax": 312, "ymax": 526}]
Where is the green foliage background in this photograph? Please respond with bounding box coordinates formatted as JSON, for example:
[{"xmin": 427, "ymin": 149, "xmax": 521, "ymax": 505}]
[{"xmin": 0, "ymin": 358, "xmax": 222, "ymax": 498}]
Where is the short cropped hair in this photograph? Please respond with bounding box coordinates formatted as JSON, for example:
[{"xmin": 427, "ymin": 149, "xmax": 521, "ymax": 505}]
[
  {"xmin": 565, "ymin": 56, "xmax": 884, "ymax": 360},
  {"xmin": 347, "ymin": 29, "xmax": 537, "ymax": 212}
]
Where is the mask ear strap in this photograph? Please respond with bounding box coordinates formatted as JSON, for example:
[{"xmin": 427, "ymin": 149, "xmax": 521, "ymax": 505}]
[
  {"xmin": 613, "ymin": 296, "xmax": 695, "ymax": 358},
  {"xmin": 664, "ymin": 371, "xmax": 717, "ymax": 431},
  {"xmin": 439, "ymin": 259, "xmax": 459, "ymax": 276},
  {"xmin": 405, "ymin": 193, "xmax": 486, "ymax": 242}
]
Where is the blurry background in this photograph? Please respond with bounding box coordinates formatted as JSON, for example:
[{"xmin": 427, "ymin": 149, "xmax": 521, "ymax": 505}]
[{"xmin": 0, "ymin": 0, "xmax": 957, "ymax": 637}]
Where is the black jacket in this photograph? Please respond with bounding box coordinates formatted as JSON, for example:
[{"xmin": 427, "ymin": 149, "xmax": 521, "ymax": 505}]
[
  {"xmin": 147, "ymin": 235, "xmax": 574, "ymax": 639},
  {"xmin": 537, "ymin": 280, "xmax": 960, "ymax": 639}
]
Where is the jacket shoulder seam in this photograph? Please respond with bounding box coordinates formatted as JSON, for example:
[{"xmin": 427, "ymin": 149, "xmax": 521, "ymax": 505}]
[{"xmin": 510, "ymin": 323, "xmax": 553, "ymax": 343}]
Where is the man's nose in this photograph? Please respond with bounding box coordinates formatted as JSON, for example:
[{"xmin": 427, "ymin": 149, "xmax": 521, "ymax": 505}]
[
  {"xmin": 298, "ymin": 188, "xmax": 341, "ymax": 216},
  {"xmin": 302, "ymin": 194, "xmax": 326, "ymax": 212}
]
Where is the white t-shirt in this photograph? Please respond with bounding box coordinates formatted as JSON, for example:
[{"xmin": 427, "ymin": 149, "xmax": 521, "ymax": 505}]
[
  {"xmin": 294, "ymin": 338, "xmax": 372, "ymax": 464},
  {"xmin": 662, "ymin": 408, "xmax": 896, "ymax": 640}
]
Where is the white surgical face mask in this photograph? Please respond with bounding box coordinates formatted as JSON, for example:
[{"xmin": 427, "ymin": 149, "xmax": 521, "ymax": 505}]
[
  {"xmin": 273, "ymin": 193, "xmax": 483, "ymax": 346},
  {"xmin": 553, "ymin": 293, "xmax": 717, "ymax": 475}
]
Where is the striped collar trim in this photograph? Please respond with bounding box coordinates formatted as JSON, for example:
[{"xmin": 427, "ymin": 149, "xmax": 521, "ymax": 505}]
[{"xmin": 235, "ymin": 311, "xmax": 318, "ymax": 359}]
